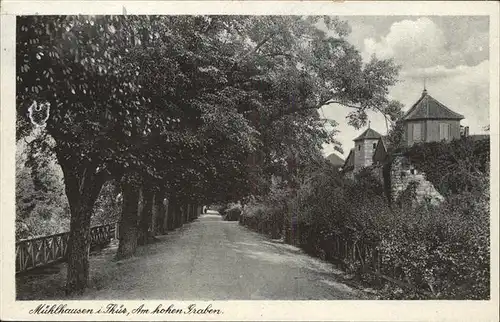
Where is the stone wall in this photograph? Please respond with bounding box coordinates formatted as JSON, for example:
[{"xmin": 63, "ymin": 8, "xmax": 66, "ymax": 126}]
[
  {"xmin": 390, "ymin": 155, "xmax": 444, "ymax": 206},
  {"xmin": 343, "ymin": 155, "xmax": 444, "ymax": 207}
]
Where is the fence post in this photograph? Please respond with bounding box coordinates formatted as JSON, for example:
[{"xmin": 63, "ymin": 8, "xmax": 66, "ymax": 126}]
[
  {"xmin": 115, "ymin": 222, "xmax": 120, "ymax": 240},
  {"xmin": 190, "ymin": 204, "xmax": 194, "ymax": 221},
  {"xmin": 180, "ymin": 204, "xmax": 185, "ymax": 226},
  {"xmin": 373, "ymin": 247, "xmax": 382, "ymax": 285},
  {"xmin": 30, "ymin": 242, "xmax": 36, "ymax": 269},
  {"xmin": 166, "ymin": 197, "xmax": 171, "ymax": 230}
]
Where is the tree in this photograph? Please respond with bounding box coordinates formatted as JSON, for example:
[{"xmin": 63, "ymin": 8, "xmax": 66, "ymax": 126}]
[
  {"xmin": 219, "ymin": 16, "xmax": 402, "ymax": 194},
  {"xmin": 15, "ymin": 131, "xmax": 70, "ymax": 239},
  {"xmin": 16, "ymin": 15, "xmax": 149, "ymax": 293},
  {"xmin": 108, "ymin": 15, "xmax": 261, "ymax": 257},
  {"xmin": 91, "ymin": 180, "xmax": 121, "ymax": 227},
  {"xmin": 16, "ymin": 15, "xmax": 403, "ymax": 294}
]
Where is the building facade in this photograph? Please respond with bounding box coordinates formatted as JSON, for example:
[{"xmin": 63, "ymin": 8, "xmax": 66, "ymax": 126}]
[
  {"xmin": 402, "ymin": 89, "xmax": 464, "ymax": 146},
  {"xmin": 343, "ymin": 127, "xmax": 382, "ymax": 172},
  {"xmin": 343, "ymin": 89, "xmax": 466, "ymax": 205}
]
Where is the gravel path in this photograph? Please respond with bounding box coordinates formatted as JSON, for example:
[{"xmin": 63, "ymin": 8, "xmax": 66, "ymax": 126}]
[{"xmin": 17, "ymin": 211, "xmax": 368, "ymax": 300}]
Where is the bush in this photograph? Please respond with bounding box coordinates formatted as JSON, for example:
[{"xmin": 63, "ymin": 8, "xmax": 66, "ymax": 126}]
[
  {"xmin": 91, "ymin": 180, "xmax": 122, "ymax": 226},
  {"xmin": 241, "ymin": 197, "xmax": 284, "ymax": 239},
  {"xmin": 221, "ymin": 202, "xmax": 242, "ymax": 221},
  {"xmin": 16, "ymin": 132, "xmax": 123, "ymax": 240},
  {"xmin": 16, "ymin": 138, "xmax": 70, "ymax": 240},
  {"xmin": 240, "ymin": 183, "xmax": 289, "ymax": 239},
  {"xmin": 242, "ymin": 159, "xmax": 489, "ymax": 299},
  {"xmin": 403, "ymin": 137, "xmax": 489, "ymax": 196},
  {"xmin": 375, "ymin": 180, "xmax": 489, "ymax": 299}
]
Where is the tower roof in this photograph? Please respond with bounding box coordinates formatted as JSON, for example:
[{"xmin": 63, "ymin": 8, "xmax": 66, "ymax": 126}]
[
  {"xmin": 353, "ymin": 127, "xmax": 382, "ymax": 141},
  {"xmin": 403, "ymin": 90, "xmax": 464, "ymax": 121},
  {"xmin": 343, "ymin": 148, "xmax": 355, "ymax": 171},
  {"xmin": 326, "ymin": 153, "xmax": 344, "ymax": 166}
]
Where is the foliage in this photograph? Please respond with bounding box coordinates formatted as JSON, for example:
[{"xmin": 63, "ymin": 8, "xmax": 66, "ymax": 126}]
[
  {"xmin": 15, "ymin": 131, "xmax": 123, "ymax": 240},
  {"xmin": 16, "ymin": 15, "xmax": 489, "ymax": 299},
  {"xmin": 91, "ymin": 180, "xmax": 121, "ymax": 226},
  {"xmin": 386, "ymin": 119, "xmax": 405, "ymax": 150},
  {"xmin": 16, "ymin": 15, "xmax": 403, "ymax": 293},
  {"xmin": 16, "ymin": 132, "xmax": 70, "ymax": 240},
  {"xmin": 376, "ymin": 178, "xmax": 489, "ymax": 299},
  {"xmin": 236, "ymin": 16, "xmax": 402, "ymax": 191},
  {"xmin": 220, "ymin": 202, "xmax": 243, "ymax": 221},
  {"xmin": 241, "ymin": 181, "xmax": 290, "ymax": 239},
  {"xmin": 242, "ymin": 151, "xmax": 490, "ymax": 299},
  {"xmin": 402, "ymin": 137, "xmax": 490, "ymax": 196},
  {"xmin": 16, "ymin": 14, "xmax": 403, "ymax": 210}
]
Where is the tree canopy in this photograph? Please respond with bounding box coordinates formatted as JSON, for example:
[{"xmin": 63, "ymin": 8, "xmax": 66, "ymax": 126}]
[{"xmin": 16, "ymin": 15, "xmax": 402, "ymax": 294}]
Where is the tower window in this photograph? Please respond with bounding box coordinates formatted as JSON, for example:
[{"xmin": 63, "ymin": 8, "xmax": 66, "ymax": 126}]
[
  {"xmin": 413, "ymin": 123, "xmax": 422, "ymax": 142},
  {"xmin": 373, "ymin": 142, "xmax": 377, "ymax": 149},
  {"xmin": 439, "ymin": 123, "xmax": 450, "ymax": 141},
  {"xmin": 358, "ymin": 145, "xmax": 361, "ymax": 151}
]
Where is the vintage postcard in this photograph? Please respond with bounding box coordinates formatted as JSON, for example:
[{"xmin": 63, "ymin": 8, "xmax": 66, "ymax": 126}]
[{"xmin": 1, "ymin": 1, "xmax": 499, "ymax": 321}]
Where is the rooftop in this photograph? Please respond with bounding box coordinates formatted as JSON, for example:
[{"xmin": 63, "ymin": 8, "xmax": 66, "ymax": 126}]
[
  {"xmin": 343, "ymin": 148, "xmax": 355, "ymax": 169},
  {"xmin": 353, "ymin": 127, "xmax": 382, "ymax": 141},
  {"xmin": 403, "ymin": 89, "xmax": 464, "ymax": 121},
  {"xmin": 326, "ymin": 153, "xmax": 345, "ymax": 166}
]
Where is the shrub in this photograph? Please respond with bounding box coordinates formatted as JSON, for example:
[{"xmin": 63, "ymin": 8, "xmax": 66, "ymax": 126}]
[
  {"xmin": 221, "ymin": 202, "xmax": 242, "ymax": 221},
  {"xmin": 241, "ymin": 196, "xmax": 285, "ymax": 238},
  {"xmin": 375, "ymin": 181, "xmax": 489, "ymax": 299},
  {"xmin": 403, "ymin": 137, "xmax": 489, "ymax": 196},
  {"xmin": 91, "ymin": 180, "xmax": 122, "ymax": 226},
  {"xmin": 241, "ymin": 140, "xmax": 490, "ymax": 299},
  {"xmin": 16, "ymin": 139, "xmax": 70, "ymax": 240}
]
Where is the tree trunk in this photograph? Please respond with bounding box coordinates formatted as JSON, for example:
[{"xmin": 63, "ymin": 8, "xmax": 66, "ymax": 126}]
[
  {"xmin": 163, "ymin": 197, "xmax": 172, "ymax": 234},
  {"xmin": 151, "ymin": 194, "xmax": 158, "ymax": 235},
  {"xmin": 176, "ymin": 201, "xmax": 184, "ymax": 227},
  {"xmin": 56, "ymin": 150, "xmax": 107, "ymax": 295},
  {"xmin": 177, "ymin": 202, "xmax": 184, "ymax": 227},
  {"xmin": 138, "ymin": 184, "xmax": 154, "ymax": 245},
  {"xmin": 177, "ymin": 204, "xmax": 183, "ymax": 227},
  {"xmin": 65, "ymin": 197, "xmax": 100, "ymax": 295},
  {"xmin": 116, "ymin": 177, "xmax": 140, "ymax": 260},
  {"xmin": 182, "ymin": 204, "xmax": 188, "ymax": 225},
  {"xmin": 154, "ymin": 189, "xmax": 166, "ymax": 235},
  {"xmin": 167, "ymin": 196, "xmax": 176, "ymax": 230},
  {"xmin": 193, "ymin": 204, "xmax": 198, "ymax": 220}
]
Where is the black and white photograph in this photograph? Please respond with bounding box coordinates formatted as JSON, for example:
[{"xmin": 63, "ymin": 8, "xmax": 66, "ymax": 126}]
[{"xmin": 1, "ymin": 1, "xmax": 499, "ymax": 321}]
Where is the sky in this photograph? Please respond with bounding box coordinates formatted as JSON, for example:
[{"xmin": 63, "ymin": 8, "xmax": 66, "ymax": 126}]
[{"xmin": 320, "ymin": 16, "xmax": 490, "ymax": 159}]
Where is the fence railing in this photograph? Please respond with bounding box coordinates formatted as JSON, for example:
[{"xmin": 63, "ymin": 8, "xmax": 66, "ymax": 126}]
[
  {"xmin": 323, "ymin": 231, "xmax": 434, "ymax": 297},
  {"xmin": 241, "ymin": 218, "xmax": 434, "ymax": 297},
  {"xmin": 16, "ymin": 222, "xmax": 118, "ymax": 274}
]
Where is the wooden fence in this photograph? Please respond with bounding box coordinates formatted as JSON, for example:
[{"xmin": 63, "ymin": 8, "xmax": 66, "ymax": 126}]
[
  {"xmin": 16, "ymin": 222, "xmax": 118, "ymax": 274},
  {"xmin": 241, "ymin": 218, "xmax": 434, "ymax": 297},
  {"xmin": 327, "ymin": 232, "xmax": 434, "ymax": 297}
]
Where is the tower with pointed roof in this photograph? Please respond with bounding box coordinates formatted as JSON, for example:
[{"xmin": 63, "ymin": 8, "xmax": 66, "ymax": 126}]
[
  {"xmin": 352, "ymin": 125, "xmax": 382, "ymax": 171},
  {"xmin": 402, "ymin": 89, "xmax": 464, "ymax": 146}
]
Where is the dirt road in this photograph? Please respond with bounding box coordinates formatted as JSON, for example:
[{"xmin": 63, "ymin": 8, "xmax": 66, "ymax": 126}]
[{"xmin": 17, "ymin": 211, "xmax": 367, "ymax": 300}]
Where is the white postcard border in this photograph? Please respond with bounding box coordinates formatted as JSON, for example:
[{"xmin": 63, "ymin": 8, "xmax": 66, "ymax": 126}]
[{"xmin": 1, "ymin": 2, "xmax": 499, "ymax": 321}]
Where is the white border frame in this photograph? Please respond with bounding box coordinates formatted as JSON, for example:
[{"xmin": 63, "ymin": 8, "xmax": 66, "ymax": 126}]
[{"xmin": 1, "ymin": 2, "xmax": 499, "ymax": 321}]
